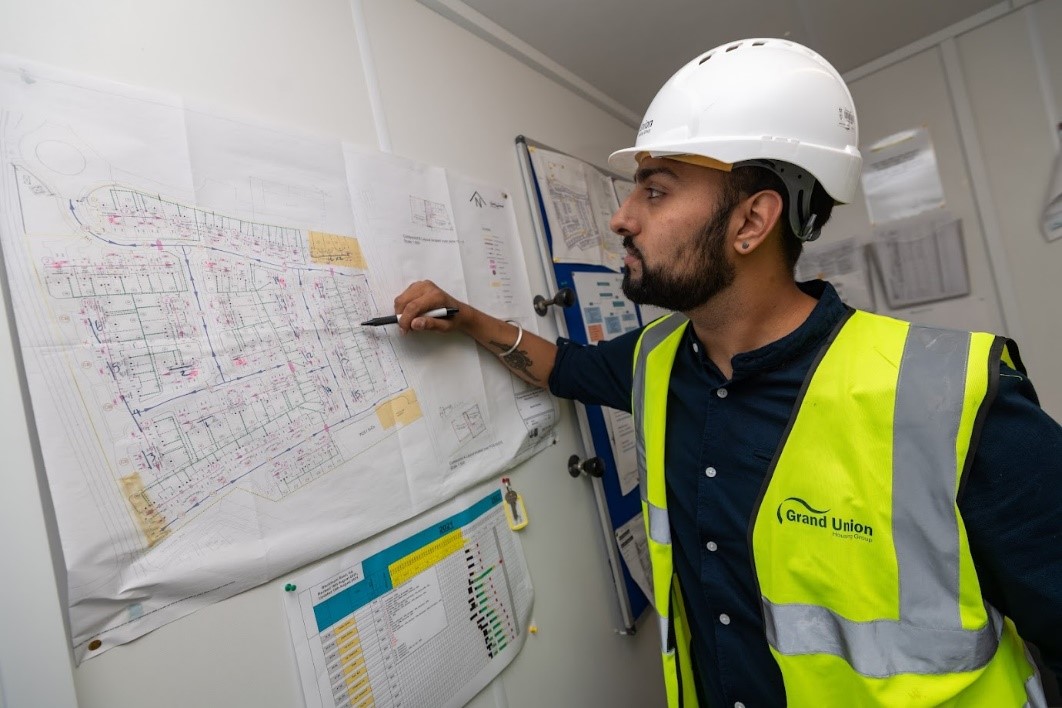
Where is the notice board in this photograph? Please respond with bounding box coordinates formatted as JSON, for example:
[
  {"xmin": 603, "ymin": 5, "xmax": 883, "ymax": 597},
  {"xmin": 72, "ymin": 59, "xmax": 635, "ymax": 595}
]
[{"xmin": 515, "ymin": 135, "xmax": 662, "ymax": 633}]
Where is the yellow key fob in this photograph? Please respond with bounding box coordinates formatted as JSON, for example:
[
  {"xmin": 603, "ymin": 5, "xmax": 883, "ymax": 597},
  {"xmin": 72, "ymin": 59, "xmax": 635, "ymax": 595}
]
[{"xmin": 502, "ymin": 478, "xmax": 528, "ymax": 531}]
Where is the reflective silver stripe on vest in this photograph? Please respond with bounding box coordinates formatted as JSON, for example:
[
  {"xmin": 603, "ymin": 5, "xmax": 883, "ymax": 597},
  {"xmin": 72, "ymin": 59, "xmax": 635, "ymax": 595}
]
[
  {"xmin": 632, "ymin": 314, "xmax": 689, "ymax": 504},
  {"xmin": 657, "ymin": 611, "xmax": 670, "ymax": 651},
  {"xmin": 766, "ymin": 324, "xmax": 1003, "ymax": 675},
  {"xmin": 763, "ymin": 599, "xmax": 1004, "ymax": 677},
  {"xmin": 1024, "ymin": 654, "xmax": 1048, "ymax": 707},
  {"xmin": 894, "ymin": 326, "xmax": 971, "ymax": 625},
  {"xmin": 647, "ymin": 502, "xmax": 671, "ymax": 545}
]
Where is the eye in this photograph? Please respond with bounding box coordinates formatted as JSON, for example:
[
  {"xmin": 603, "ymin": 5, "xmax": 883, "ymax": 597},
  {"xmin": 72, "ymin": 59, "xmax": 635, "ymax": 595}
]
[{"xmin": 645, "ymin": 186, "xmax": 664, "ymax": 200}]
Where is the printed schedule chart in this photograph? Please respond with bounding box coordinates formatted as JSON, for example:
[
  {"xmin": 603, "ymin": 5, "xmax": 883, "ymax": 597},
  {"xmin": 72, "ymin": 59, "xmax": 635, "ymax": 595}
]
[{"xmin": 285, "ymin": 485, "xmax": 533, "ymax": 708}]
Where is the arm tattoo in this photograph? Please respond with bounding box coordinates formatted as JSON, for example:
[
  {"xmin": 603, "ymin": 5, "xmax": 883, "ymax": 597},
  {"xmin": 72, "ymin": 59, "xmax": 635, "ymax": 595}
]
[{"xmin": 488, "ymin": 339, "xmax": 540, "ymax": 382}]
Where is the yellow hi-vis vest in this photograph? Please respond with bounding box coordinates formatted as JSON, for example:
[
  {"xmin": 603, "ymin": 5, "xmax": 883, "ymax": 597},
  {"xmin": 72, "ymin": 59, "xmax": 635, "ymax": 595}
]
[{"xmin": 632, "ymin": 309, "xmax": 1046, "ymax": 708}]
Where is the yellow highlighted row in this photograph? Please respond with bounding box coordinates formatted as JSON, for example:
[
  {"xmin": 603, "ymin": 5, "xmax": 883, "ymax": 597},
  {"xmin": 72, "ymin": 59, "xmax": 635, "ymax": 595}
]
[
  {"xmin": 336, "ymin": 624, "xmax": 360, "ymax": 649},
  {"xmin": 347, "ymin": 679, "xmax": 374, "ymax": 705},
  {"xmin": 348, "ymin": 666, "xmax": 369, "ymax": 687},
  {"xmin": 342, "ymin": 653, "xmax": 367, "ymax": 677},
  {"xmin": 388, "ymin": 530, "xmax": 466, "ymax": 586}
]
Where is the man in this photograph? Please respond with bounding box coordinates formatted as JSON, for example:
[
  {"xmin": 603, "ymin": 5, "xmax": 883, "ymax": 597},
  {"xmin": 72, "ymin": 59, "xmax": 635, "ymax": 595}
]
[{"xmin": 393, "ymin": 38, "xmax": 1062, "ymax": 707}]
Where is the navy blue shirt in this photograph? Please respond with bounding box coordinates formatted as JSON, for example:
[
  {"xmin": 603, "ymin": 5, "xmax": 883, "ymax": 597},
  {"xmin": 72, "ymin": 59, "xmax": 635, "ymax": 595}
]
[{"xmin": 549, "ymin": 281, "xmax": 1062, "ymax": 707}]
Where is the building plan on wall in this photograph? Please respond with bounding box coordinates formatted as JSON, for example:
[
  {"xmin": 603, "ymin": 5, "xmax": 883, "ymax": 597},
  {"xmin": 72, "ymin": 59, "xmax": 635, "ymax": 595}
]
[
  {"xmin": 526, "ymin": 145, "xmax": 625, "ymax": 271},
  {"xmin": 284, "ymin": 481, "xmax": 533, "ymax": 708},
  {"xmin": 611, "ymin": 177, "xmax": 636, "ymax": 207},
  {"xmin": 0, "ymin": 58, "xmax": 555, "ymax": 662}
]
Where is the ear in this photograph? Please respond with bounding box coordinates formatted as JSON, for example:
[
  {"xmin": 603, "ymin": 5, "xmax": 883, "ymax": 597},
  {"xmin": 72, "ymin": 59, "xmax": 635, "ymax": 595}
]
[{"xmin": 731, "ymin": 189, "xmax": 784, "ymax": 255}]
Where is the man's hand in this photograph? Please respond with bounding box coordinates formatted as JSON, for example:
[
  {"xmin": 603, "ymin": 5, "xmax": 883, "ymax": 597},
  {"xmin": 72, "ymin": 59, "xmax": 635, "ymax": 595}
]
[
  {"xmin": 390, "ymin": 280, "xmax": 558, "ymax": 387},
  {"xmin": 392, "ymin": 280, "xmax": 471, "ymax": 334}
]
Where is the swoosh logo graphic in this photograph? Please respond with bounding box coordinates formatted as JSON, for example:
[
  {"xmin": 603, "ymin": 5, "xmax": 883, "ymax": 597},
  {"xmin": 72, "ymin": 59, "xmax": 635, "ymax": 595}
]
[{"xmin": 776, "ymin": 496, "xmax": 831, "ymax": 524}]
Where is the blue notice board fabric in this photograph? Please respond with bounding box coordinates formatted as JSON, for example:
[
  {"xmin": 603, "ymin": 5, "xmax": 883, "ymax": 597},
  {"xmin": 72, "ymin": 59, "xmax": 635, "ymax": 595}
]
[{"xmin": 518, "ymin": 137, "xmax": 648, "ymax": 627}]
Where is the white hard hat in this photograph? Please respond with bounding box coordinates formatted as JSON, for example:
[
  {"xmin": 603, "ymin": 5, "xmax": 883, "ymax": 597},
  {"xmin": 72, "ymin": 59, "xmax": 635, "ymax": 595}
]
[{"xmin": 609, "ymin": 38, "xmax": 862, "ymax": 207}]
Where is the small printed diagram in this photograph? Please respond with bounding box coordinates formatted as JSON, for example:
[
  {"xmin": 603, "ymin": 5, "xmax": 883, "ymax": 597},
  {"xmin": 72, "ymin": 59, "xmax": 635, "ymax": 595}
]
[
  {"xmin": 440, "ymin": 402, "xmax": 488, "ymax": 444},
  {"xmin": 409, "ymin": 195, "xmax": 453, "ymax": 230},
  {"xmin": 511, "ymin": 376, "xmax": 556, "ymax": 458},
  {"xmin": 13, "ymin": 151, "xmax": 418, "ymax": 545},
  {"xmin": 581, "ymin": 305, "xmax": 627, "ymax": 342},
  {"xmin": 580, "ymin": 304, "xmax": 636, "ymax": 343},
  {"xmin": 543, "ymin": 164, "xmax": 598, "ymax": 251}
]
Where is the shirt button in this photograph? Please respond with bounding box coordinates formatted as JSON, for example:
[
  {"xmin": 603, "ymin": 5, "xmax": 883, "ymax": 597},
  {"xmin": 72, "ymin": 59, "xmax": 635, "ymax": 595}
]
[
  {"xmin": 716, "ymin": 388, "xmax": 728, "ymax": 399},
  {"xmin": 692, "ymin": 341, "xmax": 699, "ymax": 353},
  {"xmin": 705, "ymin": 467, "xmax": 716, "ymax": 478},
  {"xmin": 719, "ymin": 613, "xmax": 731, "ymax": 625},
  {"xmin": 706, "ymin": 541, "xmax": 718, "ymax": 552}
]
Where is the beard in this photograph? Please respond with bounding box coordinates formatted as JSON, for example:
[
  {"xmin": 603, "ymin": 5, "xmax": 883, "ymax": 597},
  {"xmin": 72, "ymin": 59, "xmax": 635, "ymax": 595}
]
[{"xmin": 621, "ymin": 196, "xmax": 737, "ymax": 312}]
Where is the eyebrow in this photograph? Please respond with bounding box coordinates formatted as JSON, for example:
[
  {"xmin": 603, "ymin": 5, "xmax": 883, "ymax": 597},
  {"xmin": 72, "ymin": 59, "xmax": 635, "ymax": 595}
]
[{"xmin": 634, "ymin": 166, "xmax": 679, "ymax": 184}]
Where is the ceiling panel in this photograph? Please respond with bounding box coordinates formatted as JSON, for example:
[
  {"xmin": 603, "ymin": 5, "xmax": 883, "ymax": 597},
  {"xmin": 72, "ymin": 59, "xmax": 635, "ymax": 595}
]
[{"xmin": 455, "ymin": 0, "xmax": 1006, "ymax": 118}]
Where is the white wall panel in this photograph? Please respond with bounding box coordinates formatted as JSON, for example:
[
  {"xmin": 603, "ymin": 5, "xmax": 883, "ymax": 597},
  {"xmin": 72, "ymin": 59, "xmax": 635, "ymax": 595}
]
[
  {"xmin": 829, "ymin": 48, "xmax": 1007, "ymax": 335},
  {"xmin": 958, "ymin": 3, "xmax": 1062, "ymax": 415}
]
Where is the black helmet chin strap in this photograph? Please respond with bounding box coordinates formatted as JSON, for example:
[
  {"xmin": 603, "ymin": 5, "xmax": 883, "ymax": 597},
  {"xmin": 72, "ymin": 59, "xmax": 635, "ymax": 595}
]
[{"xmin": 734, "ymin": 159, "xmax": 821, "ymax": 242}]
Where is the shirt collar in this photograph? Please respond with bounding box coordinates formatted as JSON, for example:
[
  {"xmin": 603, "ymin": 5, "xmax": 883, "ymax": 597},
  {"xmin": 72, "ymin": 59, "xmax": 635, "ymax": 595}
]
[{"xmin": 686, "ymin": 279, "xmax": 850, "ymax": 377}]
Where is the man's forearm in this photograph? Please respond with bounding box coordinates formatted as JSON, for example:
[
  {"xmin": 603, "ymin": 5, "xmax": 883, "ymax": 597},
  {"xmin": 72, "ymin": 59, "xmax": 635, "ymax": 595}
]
[
  {"xmin": 461, "ymin": 308, "xmax": 557, "ymax": 387},
  {"xmin": 391, "ymin": 279, "xmax": 556, "ymax": 386}
]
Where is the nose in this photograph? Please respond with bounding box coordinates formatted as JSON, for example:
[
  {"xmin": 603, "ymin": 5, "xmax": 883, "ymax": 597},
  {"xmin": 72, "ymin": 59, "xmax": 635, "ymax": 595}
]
[{"xmin": 610, "ymin": 192, "xmax": 637, "ymax": 238}]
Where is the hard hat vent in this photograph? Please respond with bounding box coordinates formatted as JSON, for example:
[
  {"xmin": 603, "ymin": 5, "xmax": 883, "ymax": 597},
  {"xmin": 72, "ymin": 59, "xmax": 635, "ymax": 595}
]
[{"xmin": 701, "ymin": 39, "xmax": 789, "ymax": 65}]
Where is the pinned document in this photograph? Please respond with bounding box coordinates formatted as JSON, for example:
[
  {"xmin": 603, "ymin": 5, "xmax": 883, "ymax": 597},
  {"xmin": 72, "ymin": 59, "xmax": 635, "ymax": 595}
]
[
  {"xmin": 867, "ymin": 211, "xmax": 970, "ymax": 308},
  {"xmin": 527, "ymin": 145, "xmax": 625, "ymax": 270},
  {"xmin": 283, "ymin": 483, "xmax": 533, "ymax": 708},
  {"xmin": 795, "ymin": 238, "xmax": 875, "ymax": 311},
  {"xmin": 861, "ymin": 127, "xmax": 945, "ymax": 224}
]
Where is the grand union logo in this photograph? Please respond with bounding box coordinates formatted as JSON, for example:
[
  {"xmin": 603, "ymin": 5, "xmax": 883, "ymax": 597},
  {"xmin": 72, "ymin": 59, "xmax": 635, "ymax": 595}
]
[{"xmin": 776, "ymin": 497, "xmax": 874, "ymax": 542}]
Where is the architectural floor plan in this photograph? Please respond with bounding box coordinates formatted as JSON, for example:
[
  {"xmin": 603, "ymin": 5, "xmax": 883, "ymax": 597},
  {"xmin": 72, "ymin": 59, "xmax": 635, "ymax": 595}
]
[{"xmin": 0, "ymin": 59, "xmax": 554, "ymax": 661}]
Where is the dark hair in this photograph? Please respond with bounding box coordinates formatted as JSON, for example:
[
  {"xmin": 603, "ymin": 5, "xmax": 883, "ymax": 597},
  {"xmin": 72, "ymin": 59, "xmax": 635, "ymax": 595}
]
[{"xmin": 720, "ymin": 165, "xmax": 835, "ymax": 272}]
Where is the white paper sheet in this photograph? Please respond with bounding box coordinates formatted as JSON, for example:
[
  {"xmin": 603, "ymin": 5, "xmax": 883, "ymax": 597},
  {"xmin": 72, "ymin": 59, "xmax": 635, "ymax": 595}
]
[
  {"xmin": 283, "ymin": 481, "xmax": 533, "ymax": 708},
  {"xmin": 615, "ymin": 515, "xmax": 653, "ymax": 611},
  {"xmin": 861, "ymin": 127, "xmax": 946, "ymax": 225},
  {"xmin": 0, "ymin": 57, "xmax": 555, "ymax": 662},
  {"xmin": 795, "ymin": 238, "xmax": 875, "ymax": 311},
  {"xmin": 527, "ymin": 145, "xmax": 623, "ymax": 271},
  {"xmin": 603, "ymin": 406, "xmax": 639, "ymax": 497},
  {"xmin": 868, "ymin": 211, "xmax": 970, "ymax": 308},
  {"xmin": 448, "ymin": 176, "xmax": 529, "ymax": 321}
]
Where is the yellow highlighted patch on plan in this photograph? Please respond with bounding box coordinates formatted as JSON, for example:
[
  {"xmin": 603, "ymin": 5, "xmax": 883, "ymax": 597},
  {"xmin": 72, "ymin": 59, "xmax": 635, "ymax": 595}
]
[
  {"xmin": 120, "ymin": 472, "xmax": 170, "ymax": 547},
  {"xmin": 308, "ymin": 231, "xmax": 366, "ymax": 269},
  {"xmin": 375, "ymin": 389, "xmax": 423, "ymax": 429}
]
